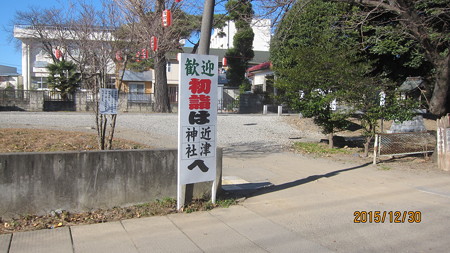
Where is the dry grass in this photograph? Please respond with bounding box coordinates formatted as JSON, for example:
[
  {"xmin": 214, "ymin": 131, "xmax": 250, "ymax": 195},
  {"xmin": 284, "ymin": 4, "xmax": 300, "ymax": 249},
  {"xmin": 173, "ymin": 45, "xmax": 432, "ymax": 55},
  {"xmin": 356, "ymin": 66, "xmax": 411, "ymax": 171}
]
[{"xmin": 0, "ymin": 128, "xmax": 150, "ymax": 153}]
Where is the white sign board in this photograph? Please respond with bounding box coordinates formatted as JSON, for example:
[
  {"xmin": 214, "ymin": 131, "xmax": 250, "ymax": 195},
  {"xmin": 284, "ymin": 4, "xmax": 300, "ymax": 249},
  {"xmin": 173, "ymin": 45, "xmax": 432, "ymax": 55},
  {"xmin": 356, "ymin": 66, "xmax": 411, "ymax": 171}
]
[
  {"xmin": 330, "ymin": 99, "xmax": 337, "ymax": 111},
  {"xmin": 99, "ymin": 88, "xmax": 118, "ymax": 114},
  {"xmin": 379, "ymin": 91, "xmax": 386, "ymax": 106},
  {"xmin": 178, "ymin": 53, "xmax": 218, "ymax": 186}
]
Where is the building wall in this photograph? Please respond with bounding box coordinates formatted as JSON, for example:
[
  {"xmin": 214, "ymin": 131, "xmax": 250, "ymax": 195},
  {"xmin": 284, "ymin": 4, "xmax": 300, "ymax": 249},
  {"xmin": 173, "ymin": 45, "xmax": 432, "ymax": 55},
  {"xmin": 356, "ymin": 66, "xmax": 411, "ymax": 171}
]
[
  {"xmin": 19, "ymin": 40, "xmax": 116, "ymax": 90},
  {"xmin": 210, "ymin": 19, "xmax": 272, "ymax": 52},
  {"xmin": 120, "ymin": 81, "xmax": 153, "ymax": 94},
  {"xmin": 249, "ymin": 69, "xmax": 274, "ymax": 93},
  {"xmin": 0, "ymin": 76, "xmax": 21, "ymax": 89}
]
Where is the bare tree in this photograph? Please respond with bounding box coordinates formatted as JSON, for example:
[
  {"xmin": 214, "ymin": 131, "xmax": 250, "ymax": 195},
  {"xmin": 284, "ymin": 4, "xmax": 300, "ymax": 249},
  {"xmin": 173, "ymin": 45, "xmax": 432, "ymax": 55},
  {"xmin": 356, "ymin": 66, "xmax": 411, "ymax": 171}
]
[
  {"xmin": 114, "ymin": 0, "xmax": 197, "ymax": 113},
  {"xmin": 13, "ymin": 7, "xmax": 71, "ymax": 64},
  {"xmin": 13, "ymin": 0, "xmax": 139, "ymax": 150},
  {"xmin": 65, "ymin": 1, "xmax": 145, "ymax": 149}
]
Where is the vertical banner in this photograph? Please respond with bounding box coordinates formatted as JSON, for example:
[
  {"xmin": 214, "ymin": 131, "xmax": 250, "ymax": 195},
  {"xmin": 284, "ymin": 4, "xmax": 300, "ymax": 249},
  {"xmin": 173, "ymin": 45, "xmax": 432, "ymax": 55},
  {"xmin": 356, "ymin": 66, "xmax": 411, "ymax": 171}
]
[
  {"xmin": 99, "ymin": 88, "xmax": 118, "ymax": 114},
  {"xmin": 178, "ymin": 53, "xmax": 218, "ymax": 207}
]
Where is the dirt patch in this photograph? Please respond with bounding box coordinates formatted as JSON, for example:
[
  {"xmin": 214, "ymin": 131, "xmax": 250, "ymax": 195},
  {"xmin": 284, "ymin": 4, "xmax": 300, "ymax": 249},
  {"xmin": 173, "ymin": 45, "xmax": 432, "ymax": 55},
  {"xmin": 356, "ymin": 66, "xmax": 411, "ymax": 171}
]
[
  {"xmin": 0, "ymin": 128, "xmax": 150, "ymax": 153},
  {"xmin": 282, "ymin": 115, "xmax": 437, "ymax": 138},
  {"xmin": 0, "ymin": 199, "xmax": 177, "ymax": 234},
  {"xmin": 0, "ymin": 197, "xmax": 238, "ymax": 234},
  {"xmin": 283, "ymin": 115, "xmax": 439, "ymax": 172}
]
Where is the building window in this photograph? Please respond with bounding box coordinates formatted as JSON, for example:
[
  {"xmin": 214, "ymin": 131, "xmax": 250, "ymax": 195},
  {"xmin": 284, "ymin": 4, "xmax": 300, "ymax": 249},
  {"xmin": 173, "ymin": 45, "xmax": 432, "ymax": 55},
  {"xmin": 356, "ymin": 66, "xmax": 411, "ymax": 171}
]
[
  {"xmin": 169, "ymin": 86, "xmax": 178, "ymax": 103},
  {"xmin": 166, "ymin": 62, "xmax": 172, "ymax": 72},
  {"xmin": 31, "ymin": 77, "xmax": 48, "ymax": 90},
  {"xmin": 129, "ymin": 83, "xmax": 145, "ymax": 93},
  {"xmin": 106, "ymin": 75, "xmax": 116, "ymax": 89},
  {"xmin": 128, "ymin": 83, "xmax": 149, "ymax": 102}
]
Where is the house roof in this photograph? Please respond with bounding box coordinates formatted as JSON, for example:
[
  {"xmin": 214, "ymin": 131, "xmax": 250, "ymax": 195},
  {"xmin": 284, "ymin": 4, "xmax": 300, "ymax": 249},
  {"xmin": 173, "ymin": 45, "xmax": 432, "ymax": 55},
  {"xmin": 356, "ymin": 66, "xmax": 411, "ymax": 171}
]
[
  {"xmin": 0, "ymin": 65, "xmax": 19, "ymax": 76},
  {"xmin": 121, "ymin": 70, "xmax": 152, "ymax": 82},
  {"xmin": 247, "ymin": 61, "xmax": 271, "ymax": 73},
  {"xmin": 399, "ymin": 77, "xmax": 424, "ymax": 92},
  {"xmin": 0, "ymin": 73, "xmax": 20, "ymax": 77}
]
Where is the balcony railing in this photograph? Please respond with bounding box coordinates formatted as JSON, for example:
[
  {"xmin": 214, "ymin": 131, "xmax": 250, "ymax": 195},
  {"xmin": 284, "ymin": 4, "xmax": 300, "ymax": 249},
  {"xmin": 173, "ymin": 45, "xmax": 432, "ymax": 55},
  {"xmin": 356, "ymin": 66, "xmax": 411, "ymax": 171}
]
[{"xmin": 128, "ymin": 93, "xmax": 153, "ymax": 103}]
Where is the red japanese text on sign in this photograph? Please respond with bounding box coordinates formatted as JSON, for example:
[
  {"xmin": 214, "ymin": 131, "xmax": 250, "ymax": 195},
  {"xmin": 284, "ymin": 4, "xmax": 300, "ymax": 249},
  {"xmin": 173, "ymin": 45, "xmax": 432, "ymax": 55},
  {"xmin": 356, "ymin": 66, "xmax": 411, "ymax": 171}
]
[
  {"xmin": 189, "ymin": 95, "xmax": 211, "ymax": 110},
  {"xmin": 189, "ymin": 78, "xmax": 211, "ymax": 94}
]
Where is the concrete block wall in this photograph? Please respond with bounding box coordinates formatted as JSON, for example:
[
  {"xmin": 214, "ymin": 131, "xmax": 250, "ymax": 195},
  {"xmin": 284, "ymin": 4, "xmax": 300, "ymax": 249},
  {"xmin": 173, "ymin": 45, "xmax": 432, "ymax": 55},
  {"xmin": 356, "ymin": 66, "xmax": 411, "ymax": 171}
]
[
  {"xmin": 389, "ymin": 115, "xmax": 427, "ymax": 133},
  {"xmin": 0, "ymin": 149, "xmax": 222, "ymax": 218},
  {"xmin": 29, "ymin": 91, "xmax": 44, "ymax": 111}
]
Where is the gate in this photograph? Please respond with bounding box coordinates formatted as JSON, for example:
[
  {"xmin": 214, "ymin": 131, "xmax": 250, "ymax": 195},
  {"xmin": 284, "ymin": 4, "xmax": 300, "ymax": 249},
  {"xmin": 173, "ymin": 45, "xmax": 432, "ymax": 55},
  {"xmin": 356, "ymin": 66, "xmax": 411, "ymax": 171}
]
[{"xmin": 43, "ymin": 90, "xmax": 75, "ymax": 111}]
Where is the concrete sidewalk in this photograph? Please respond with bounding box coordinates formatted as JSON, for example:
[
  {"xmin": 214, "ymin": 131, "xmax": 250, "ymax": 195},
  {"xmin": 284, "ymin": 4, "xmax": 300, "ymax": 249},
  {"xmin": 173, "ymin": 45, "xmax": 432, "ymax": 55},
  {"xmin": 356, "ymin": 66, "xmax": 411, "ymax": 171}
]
[
  {"xmin": 1, "ymin": 205, "xmax": 330, "ymax": 253},
  {"xmin": 2, "ymin": 151, "xmax": 450, "ymax": 252}
]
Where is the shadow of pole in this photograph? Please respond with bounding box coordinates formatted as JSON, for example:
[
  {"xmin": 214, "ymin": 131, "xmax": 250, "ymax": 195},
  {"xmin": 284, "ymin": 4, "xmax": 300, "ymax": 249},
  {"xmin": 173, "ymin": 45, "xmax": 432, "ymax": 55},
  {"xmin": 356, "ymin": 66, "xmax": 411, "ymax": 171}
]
[{"xmin": 243, "ymin": 162, "xmax": 373, "ymax": 199}]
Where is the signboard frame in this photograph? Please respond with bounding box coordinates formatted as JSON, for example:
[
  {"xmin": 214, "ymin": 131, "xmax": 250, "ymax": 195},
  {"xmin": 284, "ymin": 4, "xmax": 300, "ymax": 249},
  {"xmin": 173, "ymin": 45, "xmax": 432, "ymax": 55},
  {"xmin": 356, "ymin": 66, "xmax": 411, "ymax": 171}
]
[{"xmin": 177, "ymin": 53, "xmax": 218, "ymax": 210}]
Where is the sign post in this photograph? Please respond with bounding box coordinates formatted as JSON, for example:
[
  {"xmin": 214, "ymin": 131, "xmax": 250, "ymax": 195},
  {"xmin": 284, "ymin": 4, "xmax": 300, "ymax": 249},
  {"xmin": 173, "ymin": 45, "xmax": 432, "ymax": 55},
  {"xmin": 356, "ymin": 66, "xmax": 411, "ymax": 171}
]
[
  {"xmin": 99, "ymin": 88, "xmax": 118, "ymax": 115},
  {"xmin": 177, "ymin": 53, "xmax": 218, "ymax": 210}
]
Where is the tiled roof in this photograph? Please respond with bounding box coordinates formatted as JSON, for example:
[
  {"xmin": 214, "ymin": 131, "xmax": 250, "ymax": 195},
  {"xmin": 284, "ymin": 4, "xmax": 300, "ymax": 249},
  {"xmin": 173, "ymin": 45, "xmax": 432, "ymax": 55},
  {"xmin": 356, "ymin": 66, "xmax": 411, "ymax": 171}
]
[{"xmin": 247, "ymin": 62, "xmax": 271, "ymax": 73}]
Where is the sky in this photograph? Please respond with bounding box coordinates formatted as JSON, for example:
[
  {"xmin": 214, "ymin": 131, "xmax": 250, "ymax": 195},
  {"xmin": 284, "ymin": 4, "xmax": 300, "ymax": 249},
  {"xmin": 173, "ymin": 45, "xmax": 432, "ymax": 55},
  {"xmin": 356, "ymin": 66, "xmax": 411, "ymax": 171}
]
[
  {"xmin": 0, "ymin": 0, "xmax": 267, "ymax": 74},
  {"xmin": 0, "ymin": 0, "xmax": 103, "ymax": 74}
]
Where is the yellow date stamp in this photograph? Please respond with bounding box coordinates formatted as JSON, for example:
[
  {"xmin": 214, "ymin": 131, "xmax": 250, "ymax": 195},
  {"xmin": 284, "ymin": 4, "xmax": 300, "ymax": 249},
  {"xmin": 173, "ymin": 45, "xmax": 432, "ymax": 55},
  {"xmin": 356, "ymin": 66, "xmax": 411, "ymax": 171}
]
[{"xmin": 354, "ymin": 211, "xmax": 421, "ymax": 223}]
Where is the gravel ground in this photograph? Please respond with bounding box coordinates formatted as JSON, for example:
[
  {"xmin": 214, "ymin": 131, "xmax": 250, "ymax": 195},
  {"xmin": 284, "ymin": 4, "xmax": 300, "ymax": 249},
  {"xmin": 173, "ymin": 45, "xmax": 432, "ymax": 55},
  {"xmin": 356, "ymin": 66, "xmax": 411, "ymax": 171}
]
[{"xmin": 0, "ymin": 112, "xmax": 321, "ymax": 155}]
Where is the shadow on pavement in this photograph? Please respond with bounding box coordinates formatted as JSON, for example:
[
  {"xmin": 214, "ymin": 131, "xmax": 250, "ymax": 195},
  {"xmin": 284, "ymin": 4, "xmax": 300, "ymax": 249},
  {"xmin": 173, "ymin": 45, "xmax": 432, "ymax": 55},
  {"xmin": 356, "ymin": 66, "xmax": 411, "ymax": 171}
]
[
  {"xmin": 223, "ymin": 142, "xmax": 286, "ymax": 158},
  {"xmin": 230, "ymin": 162, "xmax": 372, "ymax": 199},
  {"xmin": 222, "ymin": 182, "xmax": 274, "ymax": 197}
]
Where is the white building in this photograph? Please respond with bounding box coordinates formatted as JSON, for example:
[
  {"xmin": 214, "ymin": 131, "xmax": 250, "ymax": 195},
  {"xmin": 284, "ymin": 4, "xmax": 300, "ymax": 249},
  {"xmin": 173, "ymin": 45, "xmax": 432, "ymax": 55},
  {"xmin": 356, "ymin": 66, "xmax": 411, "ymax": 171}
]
[
  {"xmin": 210, "ymin": 19, "xmax": 271, "ymax": 52},
  {"xmin": 14, "ymin": 25, "xmax": 269, "ymax": 107},
  {"xmin": 14, "ymin": 25, "xmax": 116, "ymax": 91},
  {"xmin": 0, "ymin": 65, "xmax": 21, "ymax": 89}
]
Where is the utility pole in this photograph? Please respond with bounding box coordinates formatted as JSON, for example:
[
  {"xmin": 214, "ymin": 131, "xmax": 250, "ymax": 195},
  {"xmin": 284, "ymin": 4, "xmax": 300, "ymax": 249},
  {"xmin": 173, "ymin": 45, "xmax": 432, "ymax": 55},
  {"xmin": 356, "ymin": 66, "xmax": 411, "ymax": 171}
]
[{"xmin": 198, "ymin": 0, "xmax": 215, "ymax": 55}]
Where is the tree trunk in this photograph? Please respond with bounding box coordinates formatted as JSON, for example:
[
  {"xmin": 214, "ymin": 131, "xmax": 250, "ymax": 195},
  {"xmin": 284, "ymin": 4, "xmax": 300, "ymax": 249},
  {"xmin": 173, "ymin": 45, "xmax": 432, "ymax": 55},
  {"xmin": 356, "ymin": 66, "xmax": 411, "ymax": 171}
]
[
  {"xmin": 328, "ymin": 133, "xmax": 334, "ymax": 149},
  {"xmin": 107, "ymin": 114, "xmax": 117, "ymax": 150},
  {"xmin": 363, "ymin": 136, "xmax": 372, "ymax": 157},
  {"xmin": 429, "ymin": 56, "xmax": 450, "ymax": 116},
  {"xmin": 153, "ymin": 53, "xmax": 171, "ymax": 113}
]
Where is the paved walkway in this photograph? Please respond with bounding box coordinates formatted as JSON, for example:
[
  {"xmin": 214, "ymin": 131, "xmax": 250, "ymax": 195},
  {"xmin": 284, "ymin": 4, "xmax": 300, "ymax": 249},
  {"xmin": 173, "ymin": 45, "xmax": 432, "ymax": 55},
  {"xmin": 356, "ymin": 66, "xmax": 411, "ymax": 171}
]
[
  {"xmin": 2, "ymin": 152, "xmax": 450, "ymax": 252},
  {"xmin": 0, "ymin": 205, "xmax": 329, "ymax": 253}
]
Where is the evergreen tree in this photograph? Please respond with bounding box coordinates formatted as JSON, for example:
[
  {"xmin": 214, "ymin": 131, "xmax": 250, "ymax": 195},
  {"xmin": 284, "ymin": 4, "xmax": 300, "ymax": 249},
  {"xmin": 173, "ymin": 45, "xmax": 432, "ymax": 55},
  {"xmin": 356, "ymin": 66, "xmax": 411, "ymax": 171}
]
[
  {"xmin": 272, "ymin": 0, "xmax": 417, "ymax": 150},
  {"xmin": 271, "ymin": 0, "xmax": 365, "ymax": 147},
  {"xmin": 46, "ymin": 60, "xmax": 81, "ymax": 101},
  {"xmin": 225, "ymin": 0, "xmax": 254, "ymax": 88}
]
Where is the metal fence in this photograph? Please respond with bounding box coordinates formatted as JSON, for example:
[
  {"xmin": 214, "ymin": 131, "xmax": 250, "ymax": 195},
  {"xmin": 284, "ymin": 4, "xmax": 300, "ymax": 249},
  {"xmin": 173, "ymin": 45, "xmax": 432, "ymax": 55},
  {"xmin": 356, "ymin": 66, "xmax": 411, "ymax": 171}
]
[
  {"xmin": 373, "ymin": 131, "xmax": 436, "ymax": 164},
  {"xmin": 43, "ymin": 90, "xmax": 74, "ymax": 101},
  {"xmin": 0, "ymin": 89, "xmax": 30, "ymax": 101},
  {"xmin": 218, "ymin": 98, "xmax": 239, "ymax": 113}
]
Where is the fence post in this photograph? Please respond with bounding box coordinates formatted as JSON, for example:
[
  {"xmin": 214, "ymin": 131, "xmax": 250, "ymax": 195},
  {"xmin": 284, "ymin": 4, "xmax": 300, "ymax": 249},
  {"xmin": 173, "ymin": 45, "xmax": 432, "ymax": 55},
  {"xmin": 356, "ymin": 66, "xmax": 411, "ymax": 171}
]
[
  {"xmin": 437, "ymin": 115, "xmax": 450, "ymax": 171},
  {"xmin": 75, "ymin": 91, "xmax": 88, "ymax": 111},
  {"xmin": 119, "ymin": 93, "xmax": 128, "ymax": 112},
  {"xmin": 373, "ymin": 134, "xmax": 378, "ymax": 165}
]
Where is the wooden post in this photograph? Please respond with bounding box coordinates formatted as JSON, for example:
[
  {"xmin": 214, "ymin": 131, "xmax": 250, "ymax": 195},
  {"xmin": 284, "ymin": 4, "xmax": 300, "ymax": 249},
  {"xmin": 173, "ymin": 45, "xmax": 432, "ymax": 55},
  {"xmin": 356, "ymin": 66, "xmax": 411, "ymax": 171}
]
[
  {"xmin": 437, "ymin": 114, "xmax": 450, "ymax": 171},
  {"xmin": 373, "ymin": 134, "xmax": 378, "ymax": 165}
]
